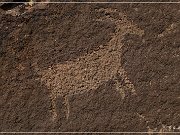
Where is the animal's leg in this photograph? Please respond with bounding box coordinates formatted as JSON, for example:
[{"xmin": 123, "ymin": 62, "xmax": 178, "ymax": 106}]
[
  {"xmin": 49, "ymin": 92, "xmax": 58, "ymax": 121},
  {"xmin": 64, "ymin": 96, "xmax": 70, "ymax": 120},
  {"xmin": 50, "ymin": 91, "xmax": 70, "ymax": 120}
]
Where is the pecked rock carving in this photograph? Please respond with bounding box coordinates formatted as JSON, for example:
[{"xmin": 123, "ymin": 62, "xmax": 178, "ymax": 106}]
[{"xmin": 38, "ymin": 8, "xmax": 144, "ymax": 120}]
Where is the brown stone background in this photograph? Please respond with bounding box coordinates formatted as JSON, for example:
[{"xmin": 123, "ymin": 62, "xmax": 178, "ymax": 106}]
[{"xmin": 0, "ymin": 1, "xmax": 180, "ymax": 133}]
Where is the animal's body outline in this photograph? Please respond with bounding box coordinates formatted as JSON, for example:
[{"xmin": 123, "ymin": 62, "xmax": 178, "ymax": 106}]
[{"xmin": 38, "ymin": 8, "xmax": 144, "ymax": 121}]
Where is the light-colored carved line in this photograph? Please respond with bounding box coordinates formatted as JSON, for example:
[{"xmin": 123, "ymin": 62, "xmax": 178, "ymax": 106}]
[
  {"xmin": 49, "ymin": 91, "xmax": 58, "ymax": 121},
  {"xmin": 64, "ymin": 96, "xmax": 70, "ymax": 120}
]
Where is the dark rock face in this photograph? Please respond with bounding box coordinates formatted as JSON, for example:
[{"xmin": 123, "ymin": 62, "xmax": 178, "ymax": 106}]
[
  {"xmin": 120, "ymin": 3, "xmax": 180, "ymax": 130},
  {"xmin": 0, "ymin": 2, "xmax": 179, "ymax": 132}
]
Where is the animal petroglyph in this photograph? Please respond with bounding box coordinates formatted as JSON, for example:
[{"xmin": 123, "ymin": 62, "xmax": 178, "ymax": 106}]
[{"xmin": 39, "ymin": 9, "xmax": 144, "ymax": 120}]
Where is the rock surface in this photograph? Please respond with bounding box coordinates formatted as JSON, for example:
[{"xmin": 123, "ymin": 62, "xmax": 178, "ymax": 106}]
[{"xmin": 0, "ymin": 1, "xmax": 180, "ymax": 132}]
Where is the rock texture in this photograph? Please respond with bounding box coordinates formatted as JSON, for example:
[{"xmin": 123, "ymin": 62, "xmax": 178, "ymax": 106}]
[{"xmin": 0, "ymin": 1, "xmax": 180, "ymax": 133}]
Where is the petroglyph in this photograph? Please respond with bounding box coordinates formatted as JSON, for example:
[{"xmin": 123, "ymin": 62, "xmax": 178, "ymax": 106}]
[
  {"xmin": 39, "ymin": 8, "xmax": 144, "ymax": 120},
  {"xmin": 158, "ymin": 23, "xmax": 178, "ymax": 38},
  {"xmin": 148, "ymin": 124, "xmax": 180, "ymax": 134}
]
